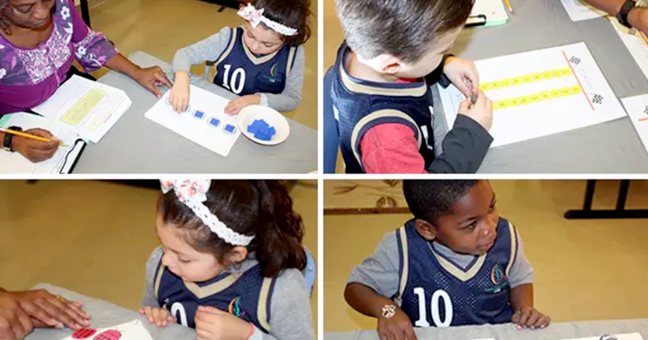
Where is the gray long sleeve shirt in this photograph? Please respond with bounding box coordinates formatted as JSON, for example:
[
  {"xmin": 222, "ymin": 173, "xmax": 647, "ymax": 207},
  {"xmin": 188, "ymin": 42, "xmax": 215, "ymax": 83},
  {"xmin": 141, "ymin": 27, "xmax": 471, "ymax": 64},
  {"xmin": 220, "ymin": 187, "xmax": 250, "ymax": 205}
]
[
  {"xmin": 348, "ymin": 224, "xmax": 534, "ymax": 300},
  {"xmin": 172, "ymin": 27, "xmax": 305, "ymax": 113},
  {"xmin": 141, "ymin": 247, "xmax": 315, "ymax": 340}
]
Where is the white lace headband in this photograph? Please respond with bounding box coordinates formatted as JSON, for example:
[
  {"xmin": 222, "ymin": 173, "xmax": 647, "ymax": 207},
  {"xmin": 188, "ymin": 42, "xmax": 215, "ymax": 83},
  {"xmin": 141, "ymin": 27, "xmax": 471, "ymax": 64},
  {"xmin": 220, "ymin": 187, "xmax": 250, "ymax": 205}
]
[
  {"xmin": 160, "ymin": 179, "xmax": 255, "ymax": 247},
  {"xmin": 238, "ymin": 3, "xmax": 298, "ymax": 37}
]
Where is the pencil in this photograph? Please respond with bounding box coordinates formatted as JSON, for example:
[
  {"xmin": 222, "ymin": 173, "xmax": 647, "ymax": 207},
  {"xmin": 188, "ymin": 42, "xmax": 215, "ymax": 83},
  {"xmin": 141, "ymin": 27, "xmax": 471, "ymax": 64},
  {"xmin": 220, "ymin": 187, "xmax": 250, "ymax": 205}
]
[
  {"xmin": 639, "ymin": 31, "xmax": 648, "ymax": 46},
  {"xmin": 503, "ymin": 0, "xmax": 514, "ymax": 14},
  {"xmin": 0, "ymin": 128, "xmax": 68, "ymax": 147}
]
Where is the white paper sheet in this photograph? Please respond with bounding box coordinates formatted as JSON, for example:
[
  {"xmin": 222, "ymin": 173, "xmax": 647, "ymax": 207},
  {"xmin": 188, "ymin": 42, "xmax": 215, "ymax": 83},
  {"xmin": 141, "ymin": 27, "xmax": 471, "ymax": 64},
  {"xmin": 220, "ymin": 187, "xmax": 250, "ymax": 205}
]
[
  {"xmin": 33, "ymin": 75, "xmax": 132, "ymax": 143},
  {"xmin": 559, "ymin": 0, "xmax": 607, "ymax": 21},
  {"xmin": 0, "ymin": 113, "xmax": 85, "ymax": 174},
  {"xmin": 558, "ymin": 333, "xmax": 644, "ymax": 340},
  {"xmin": 609, "ymin": 17, "xmax": 648, "ymax": 80},
  {"xmin": 621, "ymin": 94, "xmax": 648, "ymax": 156},
  {"xmin": 145, "ymin": 85, "xmax": 240, "ymax": 157},
  {"xmin": 438, "ymin": 42, "xmax": 626, "ymax": 148},
  {"xmin": 58, "ymin": 320, "xmax": 154, "ymax": 340}
]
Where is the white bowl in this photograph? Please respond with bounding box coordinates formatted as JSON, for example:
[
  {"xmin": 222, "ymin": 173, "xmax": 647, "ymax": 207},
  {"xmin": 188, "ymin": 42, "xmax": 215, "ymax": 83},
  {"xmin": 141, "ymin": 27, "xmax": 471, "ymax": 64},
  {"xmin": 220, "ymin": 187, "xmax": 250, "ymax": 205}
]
[{"xmin": 237, "ymin": 105, "xmax": 290, "ymax": 145}]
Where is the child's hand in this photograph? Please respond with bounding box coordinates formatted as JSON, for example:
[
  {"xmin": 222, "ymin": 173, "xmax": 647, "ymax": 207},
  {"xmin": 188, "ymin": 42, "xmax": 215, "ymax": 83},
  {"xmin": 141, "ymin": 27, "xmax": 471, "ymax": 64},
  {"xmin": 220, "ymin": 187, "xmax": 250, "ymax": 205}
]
[
  {"xmin": 443, "ymin": 56, "xmax": 480, "ymax": 98},
  {"xmin": 194, "ymin": 306, "xmax": 250, "ymax": 340},
  {"xmin": 169, "ymin": 71, "xmax": 191, "ymax": 113},
  {"xmin": 138, "ymin": 306, "xmax": 176, "ymax": 328},
  {"xmin": 457, "ymin": 90, "xmax": 493, "ymax": 130},
  {"xmin": 377, "ymin": 307, "xmax": 418, "ymax": 340},
  {"xmin": 511, "ymin": 306, "xmax": 551, "ymax": 330},
  {"xmin": 224, "ymin": 95, "xmax": 261, "ymax": 115}
]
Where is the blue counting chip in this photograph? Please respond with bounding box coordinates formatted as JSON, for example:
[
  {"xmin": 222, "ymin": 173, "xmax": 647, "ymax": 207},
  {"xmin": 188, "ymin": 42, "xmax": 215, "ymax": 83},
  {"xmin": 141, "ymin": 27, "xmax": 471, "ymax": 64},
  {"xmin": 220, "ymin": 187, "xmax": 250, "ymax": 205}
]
[
  {"xmin": 208, "ymin": 117, "xmax": 220, "ymax": 127},
  {"xmin": 247, "ymin": 119, "xmax": 276, "ymax": 141},
  {"xmin": 193, "ymin": 110, "xmax": 205, "ymax": 119},
  {"xmin": 224, "ymin": 124, "xmax": 237, "ymax": 134}
]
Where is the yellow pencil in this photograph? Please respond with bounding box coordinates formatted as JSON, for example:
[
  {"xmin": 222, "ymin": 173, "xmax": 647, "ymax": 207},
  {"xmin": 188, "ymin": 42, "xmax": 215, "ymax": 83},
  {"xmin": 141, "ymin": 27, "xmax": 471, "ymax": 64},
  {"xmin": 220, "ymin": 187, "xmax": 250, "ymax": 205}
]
[
  {"xmin": 0, "ymin": 128, "xmax": 68, "ymax": 147},
  {"xmin": 503, "ymin": 0, "xmax": 514, "ymax": 14},
  {"xmin": 639, "ymin": 31, "xmax": 648, "ymax": 46}
]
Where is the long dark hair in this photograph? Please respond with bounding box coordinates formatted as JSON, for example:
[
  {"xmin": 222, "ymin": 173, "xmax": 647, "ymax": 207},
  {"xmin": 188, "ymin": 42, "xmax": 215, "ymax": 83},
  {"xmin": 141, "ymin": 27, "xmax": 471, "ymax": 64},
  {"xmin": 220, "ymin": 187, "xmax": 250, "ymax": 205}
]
[
  {"xmin": 251, "ymin": 0, "xmax": 311, "ymax": 47},
  {"xmin": 158, "ymin": 180, "xmax": 306, "ymax": 278}
]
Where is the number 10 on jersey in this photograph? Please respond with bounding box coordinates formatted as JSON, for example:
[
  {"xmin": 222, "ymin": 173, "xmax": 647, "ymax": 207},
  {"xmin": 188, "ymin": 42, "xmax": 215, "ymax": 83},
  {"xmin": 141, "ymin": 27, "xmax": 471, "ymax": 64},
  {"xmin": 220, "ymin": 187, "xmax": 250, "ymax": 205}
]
[
  {"xmin": 222, "ymin": 65, "xmax": 246, "ymax": 95},
  {"xmin": 413, "ymin": 288, "xmax": 453, "ymax": 327}
]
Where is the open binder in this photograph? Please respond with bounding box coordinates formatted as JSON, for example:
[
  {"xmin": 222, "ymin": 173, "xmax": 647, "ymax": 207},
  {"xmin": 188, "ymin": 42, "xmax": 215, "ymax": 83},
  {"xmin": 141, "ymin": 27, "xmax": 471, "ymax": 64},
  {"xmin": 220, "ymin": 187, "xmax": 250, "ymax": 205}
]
[
  {"xmin": 0, "ymin": 113, "xmax": 87, "ymax": 174},
  {"xmin": 467, "ymin": 0, "xmax": 509, "ymax": 27}
]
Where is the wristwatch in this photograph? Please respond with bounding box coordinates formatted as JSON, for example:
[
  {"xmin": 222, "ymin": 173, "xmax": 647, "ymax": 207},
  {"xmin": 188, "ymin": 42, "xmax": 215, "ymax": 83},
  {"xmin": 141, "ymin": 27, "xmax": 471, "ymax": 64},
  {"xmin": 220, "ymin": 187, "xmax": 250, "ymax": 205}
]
[
  {"xmin": 617, "ymin": 0, "xmax": 638, "ymax": 28},
  {"xmin": 2, "ymin": 126, "xmax": 22, "ymax": 152}
]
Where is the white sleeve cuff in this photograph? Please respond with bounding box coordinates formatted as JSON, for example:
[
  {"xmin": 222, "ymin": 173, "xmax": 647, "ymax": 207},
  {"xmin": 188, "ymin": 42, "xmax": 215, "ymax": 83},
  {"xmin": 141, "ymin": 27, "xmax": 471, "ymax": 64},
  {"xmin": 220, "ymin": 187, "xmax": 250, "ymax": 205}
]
[
  {"xmin": 249, "ymin": 325, "xmax": 263, "ymax": 340},
  {"xmin": 258, "ymin": 93, "xmax": 269, "ymax": 106}
]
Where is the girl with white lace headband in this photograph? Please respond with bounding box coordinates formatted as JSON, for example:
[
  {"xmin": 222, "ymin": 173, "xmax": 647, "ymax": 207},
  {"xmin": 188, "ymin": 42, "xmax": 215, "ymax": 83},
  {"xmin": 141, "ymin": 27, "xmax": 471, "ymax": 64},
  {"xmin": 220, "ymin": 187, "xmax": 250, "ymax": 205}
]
[
  {"xmin": 139, "ymin": 180, "xmax": 315, "ymax": 340},
  {"xmin": 169, "ymin": 0, "xmax": 312, "ymax": 116}
]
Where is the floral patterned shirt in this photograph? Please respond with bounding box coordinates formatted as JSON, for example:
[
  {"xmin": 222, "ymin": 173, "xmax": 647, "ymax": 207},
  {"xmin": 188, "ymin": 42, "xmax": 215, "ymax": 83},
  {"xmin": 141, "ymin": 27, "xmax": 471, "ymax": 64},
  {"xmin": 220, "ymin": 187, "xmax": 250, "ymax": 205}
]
[{"xmin": 0, "ymin": 0, "xmax": 118, "ymax": 115}]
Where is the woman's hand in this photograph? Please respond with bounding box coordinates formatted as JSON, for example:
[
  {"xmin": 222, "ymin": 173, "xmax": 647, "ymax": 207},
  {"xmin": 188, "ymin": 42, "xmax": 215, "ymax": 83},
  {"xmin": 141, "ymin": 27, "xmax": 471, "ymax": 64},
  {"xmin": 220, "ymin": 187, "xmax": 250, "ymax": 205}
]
[
  {"xmin": 11, "ymin": 129, "xmax": 61, "ymax": 163},
  {"xmin": 11, "ymin": 290, "xmax": 90, "ymax": 330},
  {"xmin": 194, "ymin": 306, "xmax": 251, "ymax": 340},
  {"xmin": 224, "ymin": 95, "xmax": 261, "ymax": 115},
  {"xmin": 133, "ymin": 66, "xmax": 173, "ymax": 98},
  {"xmin": 138, "ymin": 306, "xmax": 176, "ymax": 327},
  {"xmin": 0, "ymin": 291, "xmax": 32, "ymax": 340}
]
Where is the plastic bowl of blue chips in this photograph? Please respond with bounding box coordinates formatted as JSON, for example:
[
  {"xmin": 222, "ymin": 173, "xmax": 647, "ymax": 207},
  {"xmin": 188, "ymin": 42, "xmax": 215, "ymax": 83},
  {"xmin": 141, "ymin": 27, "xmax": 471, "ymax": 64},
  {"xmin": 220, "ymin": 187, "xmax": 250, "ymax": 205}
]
[{"xmin": 237, "ymin": 105, "xmax": 290, "ymax": 145}]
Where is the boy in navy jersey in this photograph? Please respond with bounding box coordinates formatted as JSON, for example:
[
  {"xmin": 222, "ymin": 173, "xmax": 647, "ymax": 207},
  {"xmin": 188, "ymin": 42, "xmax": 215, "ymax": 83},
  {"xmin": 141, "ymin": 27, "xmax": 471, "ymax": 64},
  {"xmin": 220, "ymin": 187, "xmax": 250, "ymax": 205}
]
[
  {"xmin": 345, "ymin": 180, "xmax": 550, "ymax": 340},
  {"xmin": 331, "ymin": 0, "xmax": 494, "ymax": 173}
]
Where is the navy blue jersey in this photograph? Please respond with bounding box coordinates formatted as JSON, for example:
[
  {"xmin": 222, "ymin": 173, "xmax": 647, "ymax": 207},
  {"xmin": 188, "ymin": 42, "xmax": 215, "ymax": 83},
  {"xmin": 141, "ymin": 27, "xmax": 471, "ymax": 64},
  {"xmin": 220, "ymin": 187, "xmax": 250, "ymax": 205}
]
[
  {"xmin": 154, "ymin": 260, "xmax": 276, "ymax": 333},
  {"xmin": 212, "ymin": 27, "xmax": 296, "ymax": 96},
  {"xmin": 394, "ymin": 218, "xmax": 517, "ymax": 327},
  {"xmin": 330, "ymin": 43, "xmax": 436, "ymax": 173}
]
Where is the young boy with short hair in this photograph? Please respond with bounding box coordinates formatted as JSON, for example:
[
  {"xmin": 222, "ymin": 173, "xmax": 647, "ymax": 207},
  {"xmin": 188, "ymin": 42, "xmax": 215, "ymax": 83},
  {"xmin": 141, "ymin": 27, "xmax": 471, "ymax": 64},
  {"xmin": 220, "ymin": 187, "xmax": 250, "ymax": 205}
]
[
  {"xmin": 345, "ymin": 180, "xmax": 550, "ymax": 340},
  {"xmin": 331, "ymin": 0, "xmax": 494, "ymax": 173}
]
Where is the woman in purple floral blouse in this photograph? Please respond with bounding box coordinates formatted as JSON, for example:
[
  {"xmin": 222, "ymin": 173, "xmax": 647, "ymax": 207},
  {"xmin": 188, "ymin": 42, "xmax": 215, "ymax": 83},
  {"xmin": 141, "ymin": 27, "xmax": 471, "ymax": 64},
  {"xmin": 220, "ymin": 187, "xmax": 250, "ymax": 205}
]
[{"xmin": 0, "ymin": 0, "xmax": 172, "ymax": 163}]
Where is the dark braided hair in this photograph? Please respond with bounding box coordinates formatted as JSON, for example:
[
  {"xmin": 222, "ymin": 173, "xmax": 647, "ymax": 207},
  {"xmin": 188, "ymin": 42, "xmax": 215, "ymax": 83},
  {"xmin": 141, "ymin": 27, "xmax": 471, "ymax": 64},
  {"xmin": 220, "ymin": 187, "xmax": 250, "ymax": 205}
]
[{"xmin": 0, "ymin": 0, "xmax": 12, "ymax": 35}]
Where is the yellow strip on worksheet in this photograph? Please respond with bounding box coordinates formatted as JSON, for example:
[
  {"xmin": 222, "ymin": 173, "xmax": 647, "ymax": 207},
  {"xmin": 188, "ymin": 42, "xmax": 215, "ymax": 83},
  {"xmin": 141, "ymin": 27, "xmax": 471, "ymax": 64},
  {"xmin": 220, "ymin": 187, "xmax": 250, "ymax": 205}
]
[{"xmin": 61, "ymin": 88, "xmax": 107, "ymax": 126}]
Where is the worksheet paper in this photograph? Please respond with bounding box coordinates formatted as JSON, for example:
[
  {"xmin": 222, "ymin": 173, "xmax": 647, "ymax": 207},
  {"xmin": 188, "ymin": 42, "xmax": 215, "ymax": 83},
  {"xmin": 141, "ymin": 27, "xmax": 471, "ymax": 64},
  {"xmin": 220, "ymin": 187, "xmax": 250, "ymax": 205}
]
[
  {"xmin": 621, "ymin": 94, "xmax": 648, "ymax": 155},
  {"xmin": 144, "ymin": 85, "xmax": 240, "ymax": 157},
  {"xmin": 0, "ymin": 113, "xmax": 85, "ymax": 174},
  {"xmin": 559, "ymin": 0, "xmax": 607, "ymax": 21},
  {"xmin": 609, "ymin": 17, "xmax": 648, "ymax": 79},
  {"xmin": 558, "ymin": 333, "xmax": 644, "ymax": 340},
  {"xmin": 33, "ymin": 75, "xmax": 132, "ymax": 143},
  {"xmin": 438, "ymin": 42, "xmax": 626, "ymax": 148},
  {"xmin": 58, "ymin": 319, "xmax": 154, "ymax": 340}
]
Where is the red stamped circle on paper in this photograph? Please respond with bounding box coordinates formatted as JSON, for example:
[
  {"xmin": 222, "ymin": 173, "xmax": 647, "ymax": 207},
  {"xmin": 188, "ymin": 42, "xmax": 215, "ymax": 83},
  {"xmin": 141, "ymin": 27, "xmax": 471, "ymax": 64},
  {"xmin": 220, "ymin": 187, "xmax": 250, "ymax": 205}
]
[
  {"xmin": 72, "ymin": 328, "xmax": 97, "ymax": 339},
  {"xmin": 94, "ymin": 330, "xmax": 122, "ymax": 340}
]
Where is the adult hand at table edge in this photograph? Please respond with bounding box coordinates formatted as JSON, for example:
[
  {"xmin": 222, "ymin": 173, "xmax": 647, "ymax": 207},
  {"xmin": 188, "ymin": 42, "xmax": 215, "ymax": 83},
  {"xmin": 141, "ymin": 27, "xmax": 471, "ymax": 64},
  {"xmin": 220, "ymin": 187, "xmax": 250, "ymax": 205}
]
[
  {"xmin": 0, "ymin": 290, "xmax": 34, "ymax": 340},
  {"xmin": 134, "ymin": 66, "xmax": 173, "ymax": 99},
  {"xmin": 11, "ymin": 290, "xmax": 91, "ymax": 330}
]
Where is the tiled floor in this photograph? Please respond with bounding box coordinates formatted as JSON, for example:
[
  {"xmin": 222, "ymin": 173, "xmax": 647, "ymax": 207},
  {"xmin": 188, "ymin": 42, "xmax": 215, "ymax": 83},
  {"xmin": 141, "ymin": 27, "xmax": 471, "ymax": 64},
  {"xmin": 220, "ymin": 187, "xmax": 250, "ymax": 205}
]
[
  {"xmin": 324, "ymin": 180, "xmax": 648, "ymax": 332},
  {"xmin": 0, "ymin": 180, "xmax": 318, "ymax": 334},
  {"xmin": 84, "ymin": 0, "xmax": 318, "ymax": 130}
]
